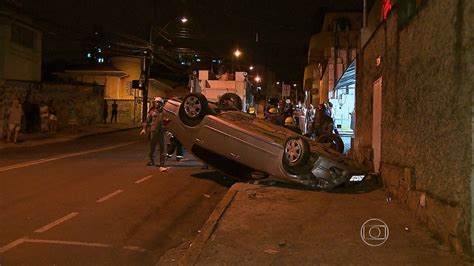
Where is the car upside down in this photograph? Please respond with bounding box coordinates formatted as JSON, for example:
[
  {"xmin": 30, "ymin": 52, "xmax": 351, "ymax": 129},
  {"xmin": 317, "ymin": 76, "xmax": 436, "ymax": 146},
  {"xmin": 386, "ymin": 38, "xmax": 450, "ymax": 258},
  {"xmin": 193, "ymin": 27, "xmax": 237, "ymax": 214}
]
[{"xmin": 163, "ymin": 93, "xmax": 368, "ymax": 190}]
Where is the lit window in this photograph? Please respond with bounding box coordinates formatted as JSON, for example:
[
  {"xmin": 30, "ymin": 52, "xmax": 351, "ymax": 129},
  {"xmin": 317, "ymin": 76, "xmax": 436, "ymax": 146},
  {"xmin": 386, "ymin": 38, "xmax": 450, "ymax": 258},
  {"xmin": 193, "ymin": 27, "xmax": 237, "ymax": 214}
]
[
  {"xmin": 87, "ymin": 53, "xmax": 91, "ymax": 58},
  {"xmin": 196, "ymin": 58, "xmax": 201, "ymax": 62},
  {"xmin": 97, "ymin": 48, "xmax": 102, "ymax": 53}
]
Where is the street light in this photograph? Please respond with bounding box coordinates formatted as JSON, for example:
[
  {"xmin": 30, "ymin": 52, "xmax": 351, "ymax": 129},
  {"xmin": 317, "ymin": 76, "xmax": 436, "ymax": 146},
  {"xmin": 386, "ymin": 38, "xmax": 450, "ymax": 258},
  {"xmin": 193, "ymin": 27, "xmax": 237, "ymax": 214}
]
[
  {"xmin": 234, "ymin": 49, "xmax": 242, "ymax": 58},
  {"xmin": 249, "ymin": 65, "xmax": 254, "ymax": 70},
  {"xmin": 180, "ymin": 16, "xmax": 188, "ymax": 23},
  {"xmin": 232, "ymin": 49, "xmax": 242, "ymax": 72},
  {"xmin": 255, "ymin": 75, "xmax": 261, "ymax": 83}
]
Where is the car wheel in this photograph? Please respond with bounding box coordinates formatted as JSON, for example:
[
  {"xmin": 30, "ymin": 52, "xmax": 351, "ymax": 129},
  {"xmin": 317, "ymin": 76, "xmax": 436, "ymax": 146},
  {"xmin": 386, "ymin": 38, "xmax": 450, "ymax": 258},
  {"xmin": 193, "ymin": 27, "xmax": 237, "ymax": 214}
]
[
  {"xmin": 282, "ymin": 136, "xmax": 311, "ymax": 174},
  {"xmin": 179, "ymin": 93, "xmax": 209, "ymax": 127},
  {"xmin": 316, "ymin": 134, "xmax": 344, "ymax": 153},
  {"xmin": 218, "ymin": 93, "xmax": 242, "ymax": 110}
]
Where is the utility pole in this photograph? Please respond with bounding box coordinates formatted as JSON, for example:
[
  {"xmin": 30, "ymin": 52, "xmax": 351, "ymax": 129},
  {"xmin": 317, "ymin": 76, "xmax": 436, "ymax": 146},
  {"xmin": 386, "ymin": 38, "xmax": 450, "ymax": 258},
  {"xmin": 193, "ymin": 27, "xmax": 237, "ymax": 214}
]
[
  {"xmin": 141, "ymin": 50, "xmax": 151, "ymax": 123},
  {"xmin": 142, "ymin": 1, "xmax": 155, "ymax": 123}
]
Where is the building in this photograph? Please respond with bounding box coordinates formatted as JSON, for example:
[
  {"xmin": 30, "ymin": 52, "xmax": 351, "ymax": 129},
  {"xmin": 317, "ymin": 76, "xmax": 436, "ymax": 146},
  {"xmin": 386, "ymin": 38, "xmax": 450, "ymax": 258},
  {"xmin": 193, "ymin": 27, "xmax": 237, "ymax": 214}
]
[
  {"xmin": 354, "ymin": 0, "xmax": 472, "ymax": 257},
  {"xmin": 303, "ymin": 12, "xmax": 362, "ymax": 106},
  {"xmin": 303, "ymin": 11, "xmax": 362, "ymax": 144},
  {"xmin": 55, "ymin": 56, "xmax": 174, "ymax": 123},
  {"xmin": 0, "ymin": 1, "xmax": 42, "ymax": 82}
]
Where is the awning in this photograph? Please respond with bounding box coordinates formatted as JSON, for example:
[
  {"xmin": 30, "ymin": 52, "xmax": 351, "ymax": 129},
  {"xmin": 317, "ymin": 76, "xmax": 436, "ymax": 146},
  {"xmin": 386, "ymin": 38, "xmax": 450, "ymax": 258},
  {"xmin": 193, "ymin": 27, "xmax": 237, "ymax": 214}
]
[{"xmin": 334, "ymin": 59, "xmax": 356, "ymax": 90}]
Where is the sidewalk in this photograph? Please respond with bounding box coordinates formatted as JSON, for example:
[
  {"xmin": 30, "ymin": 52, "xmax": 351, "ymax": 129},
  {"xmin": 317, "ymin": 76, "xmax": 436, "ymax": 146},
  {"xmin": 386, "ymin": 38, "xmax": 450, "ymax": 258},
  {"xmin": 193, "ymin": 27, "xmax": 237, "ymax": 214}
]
[
  {"xmin": 0, "ymin": 123, "xmax": 140, "ymax": 150},
  {"xmin": 163, "ymin": 182, "xmax": 469, "ymax": 265}
]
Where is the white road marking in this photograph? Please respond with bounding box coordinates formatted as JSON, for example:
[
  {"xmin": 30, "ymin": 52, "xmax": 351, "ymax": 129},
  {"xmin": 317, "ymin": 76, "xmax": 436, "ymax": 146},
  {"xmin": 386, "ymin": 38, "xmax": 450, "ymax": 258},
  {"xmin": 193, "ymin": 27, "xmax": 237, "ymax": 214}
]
[
  {"xmin": 25, "ymin": 238, "xmax": 110, "ymax": 248},
  {"xmin": 26, "ymin": 239, "xmax": 147, "ymax": 253},
  {"xmin": 134, "ymin": 175, "xmax": 153, "ymax": 184},
  {"xmin": 123, "ymin": 245, "xmax": 147, "ymax": 252},
  {"xmin": 96, "ymin": 190, "xmax": 123, "ymax": 203},
  {"xmin": 34, "ymin": 212, "xmax": 79, "ymax": 233},
  {"xmin": 0, "ymin": 141, "xmax": 137, "ymax": 173},
  {"xmin": 0, "ymin": 238, "xmax": 26, "ymax": 253},
  {"xmin": 0, "ymin": 238, "xmax": 148, "ymax": 253}
]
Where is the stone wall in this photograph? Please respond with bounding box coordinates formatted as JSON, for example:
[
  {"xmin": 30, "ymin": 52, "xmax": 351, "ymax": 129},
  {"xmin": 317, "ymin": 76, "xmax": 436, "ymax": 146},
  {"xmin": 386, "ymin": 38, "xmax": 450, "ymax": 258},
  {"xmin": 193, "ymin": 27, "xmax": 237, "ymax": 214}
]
[
  {"xmin": 0, "ymin": 80, "xmax": 105, "ymax": 134},
  {"xmin": 104, "ymin": 99, "xmax": 141, "ymax": 125},
  {"xmin": 355, "ymin": 0, "xmax": 472, "ymax": 257}
]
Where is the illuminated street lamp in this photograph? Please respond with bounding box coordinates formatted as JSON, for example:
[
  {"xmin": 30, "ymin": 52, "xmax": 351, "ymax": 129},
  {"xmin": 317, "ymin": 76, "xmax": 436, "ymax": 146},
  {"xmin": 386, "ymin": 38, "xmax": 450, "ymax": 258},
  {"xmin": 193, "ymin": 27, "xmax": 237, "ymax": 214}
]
[
  {"xmin": 255, "ymin": 75, "xmax": 261, "ymax": 83},
  {"xmin": 234, "ymin": 49, "xmax": 242, "ymax": 58},
  {"xmin": 276, "ymin": 81, "xmax": 280, "ymax": 85},
  {"xmin": 249, "ymin": 65, "xmax": 254, "ymax": 70},
  {"xmin": 180, "ymin": 16, "xmax": 188, "ymax": 23}
]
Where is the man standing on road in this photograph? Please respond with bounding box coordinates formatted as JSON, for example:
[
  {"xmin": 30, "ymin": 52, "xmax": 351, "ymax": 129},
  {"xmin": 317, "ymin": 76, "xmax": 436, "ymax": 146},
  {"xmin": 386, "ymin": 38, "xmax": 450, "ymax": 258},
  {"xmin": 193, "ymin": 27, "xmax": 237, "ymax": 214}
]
[{"xmin": 140, "ymin": 97, "xmax": 167, "ymax": 170}]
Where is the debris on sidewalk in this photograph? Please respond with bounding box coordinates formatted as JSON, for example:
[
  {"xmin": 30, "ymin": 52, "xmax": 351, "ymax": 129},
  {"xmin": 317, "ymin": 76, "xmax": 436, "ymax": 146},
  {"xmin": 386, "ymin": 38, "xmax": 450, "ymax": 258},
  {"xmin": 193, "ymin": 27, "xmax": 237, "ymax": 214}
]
[
  {"xmin": 247, "ymin": 190, "xmax": 257, "ymax": 199},
  {"xmin": 203, "ymin": 194, "xmax": 211, "ymax": 198},
  {"xmin": 264, "ymin": 248, "xmax": 279, "ymax": 254},
  {"xmin": 159, "ymin": 166, "xmax": 169, "ymax": 172}
]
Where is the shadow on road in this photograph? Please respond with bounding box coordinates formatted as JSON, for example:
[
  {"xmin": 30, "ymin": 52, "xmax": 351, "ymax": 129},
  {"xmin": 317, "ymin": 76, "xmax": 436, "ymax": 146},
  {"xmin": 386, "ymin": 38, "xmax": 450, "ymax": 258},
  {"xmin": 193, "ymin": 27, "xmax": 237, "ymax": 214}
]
[{"xmin": 191, "ymin": 171, "xmax": 238, "ymax": 188}]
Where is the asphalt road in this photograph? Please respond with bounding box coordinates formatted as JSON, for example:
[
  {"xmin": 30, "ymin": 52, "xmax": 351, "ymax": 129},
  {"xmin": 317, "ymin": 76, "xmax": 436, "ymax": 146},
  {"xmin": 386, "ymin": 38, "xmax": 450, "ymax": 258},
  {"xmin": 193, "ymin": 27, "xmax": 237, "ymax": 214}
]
[{"xmin": 0, "ymin": 129, "xmax": 234, "ymax": 265}]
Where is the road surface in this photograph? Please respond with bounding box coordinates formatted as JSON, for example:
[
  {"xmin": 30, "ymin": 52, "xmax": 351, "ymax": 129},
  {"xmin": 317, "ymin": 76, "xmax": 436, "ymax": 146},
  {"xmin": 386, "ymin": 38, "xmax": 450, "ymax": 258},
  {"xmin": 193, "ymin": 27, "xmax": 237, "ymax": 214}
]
[{"xmin": 0, "ymin": 129, "xmax": 234, "ymax": 265}]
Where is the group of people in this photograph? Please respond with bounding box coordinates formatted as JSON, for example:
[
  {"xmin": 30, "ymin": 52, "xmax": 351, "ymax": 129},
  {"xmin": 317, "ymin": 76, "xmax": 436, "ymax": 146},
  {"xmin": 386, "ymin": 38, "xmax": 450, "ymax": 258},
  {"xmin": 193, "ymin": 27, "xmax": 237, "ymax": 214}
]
[
  {"xmin": 40, "ymin": 101, "xmax": 58, "ymax": 133},
  {"xmin": 5, "ymin": 98, "xmax": 59, "ymax": 144},
  {"xmin": 140, "ymin": 97, "xmax": 183, "ymax": 171},
  {"xmin": 103, "ymin": 100, "xmax": 119, "ymax": 124},
  {"xmin": 248, "ymin": 98, "xmax": 337, "ymax": 139}
]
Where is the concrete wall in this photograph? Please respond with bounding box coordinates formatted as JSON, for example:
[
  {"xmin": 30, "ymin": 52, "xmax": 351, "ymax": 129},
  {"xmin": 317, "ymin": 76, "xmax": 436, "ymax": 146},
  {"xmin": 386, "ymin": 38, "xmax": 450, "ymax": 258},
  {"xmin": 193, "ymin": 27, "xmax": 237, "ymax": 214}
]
[
  {"xmin": 355, "ymin": 0, "xmax": 472, "ymax": 257},
  {"xmin": 0, "ymin": 81, "xmax": 104, "ymax": 134}
]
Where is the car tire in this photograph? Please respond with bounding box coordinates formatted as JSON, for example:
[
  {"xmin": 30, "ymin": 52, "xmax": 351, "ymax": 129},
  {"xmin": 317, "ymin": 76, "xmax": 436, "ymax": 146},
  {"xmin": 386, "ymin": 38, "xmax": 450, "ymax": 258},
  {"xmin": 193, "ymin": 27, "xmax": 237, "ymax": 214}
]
[
  {"xmin": 316, "ymin": 134, "xmax": 344, "ymax": 153},
  {"xmin": 218, "ymin": 93, "xmax": 242, "ymax": 110},
  {"xmin": 282, "ymin": 136, "xmax": 311, "ymax": 174},
  {"xmin": 179, "ymin": 93, "xmax": 209, "ymax": 127}
]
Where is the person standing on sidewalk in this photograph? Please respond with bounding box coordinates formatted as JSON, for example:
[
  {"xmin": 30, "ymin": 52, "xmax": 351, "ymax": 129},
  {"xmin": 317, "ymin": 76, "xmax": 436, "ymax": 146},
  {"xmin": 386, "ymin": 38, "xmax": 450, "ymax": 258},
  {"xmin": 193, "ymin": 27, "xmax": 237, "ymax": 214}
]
[
  {"xmin": 110, "ymin": 100, "xmax": 118, "ymax": 123},
  {"xmin": 48, "ymin": 100, "xmax": 58, "ymax": 133},
  {"xmin": 7, "ymin": 98, "xmax": 23, "ymax": 144},
  {"xmin": 40, "ymin": 101, "xmax": 49, "ymax": 133},
  {"xmin": 140, "ymin": 97, "xmax": 167, "ymax": 170}
]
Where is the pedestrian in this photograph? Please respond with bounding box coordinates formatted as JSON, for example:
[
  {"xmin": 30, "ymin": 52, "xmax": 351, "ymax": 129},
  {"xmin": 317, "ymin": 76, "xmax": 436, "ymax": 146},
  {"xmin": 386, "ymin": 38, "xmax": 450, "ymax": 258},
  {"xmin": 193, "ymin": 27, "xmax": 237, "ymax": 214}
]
[
  {"xmin": 7, "ymin": 98, "xmax": 23, "ymax": 144},
  {"xmin": 284, "ymin": 116, "xmax": 302, "ymax": 134},
  {"xmin": 40, "ymin": 101, "xmax": 49, "ymax": 133},
  {"xmin": 103, "ymin": 100, "xmax": 108, "ymax": 124},
  {"xmin": 166, "ymin": 132, "xmax": 184, "ymax": 161},
  {"xmin": 110, "ymin": 100, "xmax": 118, "ymax": 123},
  {"xmin": 312, "ymin": 103, "xmax": 334, "ymax": 138},
  {"xmin": 140, "ymin": 97, "xmax": 167, "ymax": 170},
  {"xmin": 48, "ymin": 101, "xmax": 58, "ymax": 133},
  {"xmin": 266, "ymin": 107, "xmax": 279, "ymax": 125},
  {"xmin": 325, "ymin": 101, "xmax": 339, "ymax": 135}
]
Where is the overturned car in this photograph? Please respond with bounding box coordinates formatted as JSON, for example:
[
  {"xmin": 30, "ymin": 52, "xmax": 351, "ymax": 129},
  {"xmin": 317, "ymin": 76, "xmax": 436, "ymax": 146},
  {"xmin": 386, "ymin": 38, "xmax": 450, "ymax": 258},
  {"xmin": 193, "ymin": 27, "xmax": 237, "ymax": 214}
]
[{"xmin": 163, "ymin": 93, "xmax": 368, "ymax": 189}]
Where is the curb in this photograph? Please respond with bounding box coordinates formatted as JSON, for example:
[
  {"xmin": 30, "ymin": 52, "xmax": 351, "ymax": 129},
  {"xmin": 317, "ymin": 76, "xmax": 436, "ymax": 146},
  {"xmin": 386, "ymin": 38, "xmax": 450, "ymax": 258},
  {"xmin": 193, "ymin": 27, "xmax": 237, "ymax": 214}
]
[{"xmin": 178, "ymin": 185, "xmax": 238, "ymax": 266}]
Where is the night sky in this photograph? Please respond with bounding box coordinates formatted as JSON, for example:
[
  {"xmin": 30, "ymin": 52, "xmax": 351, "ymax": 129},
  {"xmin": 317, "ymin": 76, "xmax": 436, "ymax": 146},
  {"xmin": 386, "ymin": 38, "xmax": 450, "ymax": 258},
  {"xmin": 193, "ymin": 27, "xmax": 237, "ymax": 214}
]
[{"xmin": 20, "ymin": 0, "xmax": 365, "ymax": 84}]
